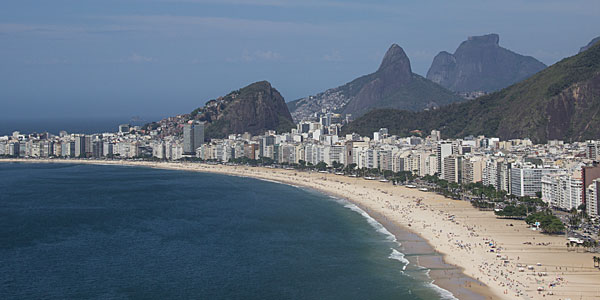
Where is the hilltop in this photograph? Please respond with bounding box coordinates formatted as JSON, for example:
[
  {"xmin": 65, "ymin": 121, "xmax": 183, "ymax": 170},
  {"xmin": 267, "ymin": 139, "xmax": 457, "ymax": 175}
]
[
  {"xmin": 344, "ymin": 42, "xmax": 600, "ymax": 143},
  {"xmin": 287, "ymin": 44, "xmax": 462, "ymax": 121},
  {"xmin": 426, "ymin": 34, "xmax": 546, "ymax": 93}
]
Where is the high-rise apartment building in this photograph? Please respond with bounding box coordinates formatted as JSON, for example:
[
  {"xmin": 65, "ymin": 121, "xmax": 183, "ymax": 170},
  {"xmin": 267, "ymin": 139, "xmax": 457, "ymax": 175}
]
[
  {"xmin": 443, "ymin": 155, "xmax": 462, "ymax": 183},
  {"xmin": 183, "ymin": 122, "xmax": 205, "ymax": 154},
  {"xmin": 74, "ymin": 135, "xmax": 86, "ymax": 157},
  {"xmin": 586, "ymin": 179, "xmax": 600, "ymax": 217},
  {"xmin": 437, "ymin": 141, "xmax": 453, "ymax": 177},
  {"xmin": 510, "ymin": 166, "xmax": 563, "ymax": 197}
]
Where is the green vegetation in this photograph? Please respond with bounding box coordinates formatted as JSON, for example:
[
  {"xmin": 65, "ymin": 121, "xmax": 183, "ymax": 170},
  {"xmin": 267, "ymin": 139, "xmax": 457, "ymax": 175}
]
[
  {"xmin": 495, "ymin": 205, "xmax": 532, "ymax": 218},
  {"xmin": 525, "ymin": 212, "xmax": 565, "ymax": 234},
  {"xmin": 228, "ymin": 156, "xmax": 274, "ymax": 166},
  {"xmin": 463, "ymin": 182, "xmax": 507, "ymax": 202},
  {"xmin": 204, "ymin": 119, "xmax": 231, "ymax": 141}
]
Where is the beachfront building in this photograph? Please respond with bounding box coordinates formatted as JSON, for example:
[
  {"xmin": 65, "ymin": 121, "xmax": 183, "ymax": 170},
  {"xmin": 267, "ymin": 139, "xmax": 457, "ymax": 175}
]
[
  {"xmin": 586, "ymin": 179, "xmax": 600, "ymax": 218},
  {"xmin": 461, "ymin": 156, "xmax": 484, "ymax": 184},
  {"xmin": 442, "ymin": 154, "xmax": 462, "ymax": 183},
  {"xmin": 183, "ymin": 121, "xmax": 205, "ymax": 155},
  {"xmin": 510, "ymin": 165, "xmax": 564, "ymax": 197},
  {"xmin": 541, "ymin": 171, "xmax": 583, "ymax": 211},
  {"xmin": 436, "ymin": 141, "xmax": 453, "ymax": 176}
]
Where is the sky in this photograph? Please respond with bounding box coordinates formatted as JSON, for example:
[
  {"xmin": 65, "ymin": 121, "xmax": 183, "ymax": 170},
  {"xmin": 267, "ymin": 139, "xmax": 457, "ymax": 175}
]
[{"xmin": 1, "ymin": 0, "xmax": 599, "ymax": 122}]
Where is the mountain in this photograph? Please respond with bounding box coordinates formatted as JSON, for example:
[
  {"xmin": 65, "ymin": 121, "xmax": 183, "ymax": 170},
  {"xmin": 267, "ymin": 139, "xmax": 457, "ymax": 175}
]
[
  {"xmin": 343, "ymin": 42, "xmax": 600, "ymax": 143},
  {"xmin": 580, "ymin": 36, "xmax": 600, "ymax": 53},
  {"xmin": 190, "ymin": 81, "xmax": 295, "ymax": 139},
  {"xmin": 287, "ymin": 44, "xmax": 463, "ymax": 121},
  {"xmin": 426, "ymin": 34, "xmax": 547, "ymax": 93}
]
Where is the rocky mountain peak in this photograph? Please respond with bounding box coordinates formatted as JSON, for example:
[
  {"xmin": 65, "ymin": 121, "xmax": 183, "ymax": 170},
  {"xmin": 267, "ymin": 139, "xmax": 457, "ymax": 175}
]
[
  {"xmin": 378, "ymin": 44, "xmax": 412, "ymax": 75},
  {"xmin": 427, "ymin": 33, "xmax": 546, "ymax": 92},
  {"xmin": 287, "ymin": 43, "xmax": 462, "ymax": 121},
  {"xmin": 580, "ymin": 36, "xmax": 600, "ymax": 53},
  {"xmin": 191, "ymin": 80, "xmax": 294, "ymax": 139},
  {"xmin": 466, "ymin": 33, "xmax": 500, "ymax": 46}
]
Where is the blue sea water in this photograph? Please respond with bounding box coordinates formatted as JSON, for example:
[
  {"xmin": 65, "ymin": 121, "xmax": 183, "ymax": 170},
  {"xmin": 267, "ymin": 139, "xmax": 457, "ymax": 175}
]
[
  {"xmin": 0, "ymin": 116, "xmax": 162, "ymax": 136},
  {"xmin": 0, "ymin": 163, "xmax": 452, "ymax": 299}
]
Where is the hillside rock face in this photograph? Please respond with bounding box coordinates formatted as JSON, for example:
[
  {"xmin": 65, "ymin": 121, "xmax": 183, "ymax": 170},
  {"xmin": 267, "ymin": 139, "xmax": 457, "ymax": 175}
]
[
  {"xmin": 288, "ymin": 44, "xmax": 462, "ymax": 120},
  {"xmin": 580, "ymin": 36, "xmax": 600, "ymax": 53},
  {"xmin": 341, "ymin": 44, "xmax": 413, "ymax": 116},
  {"xmin": 344, "ymin": 42, "xmax": 600, "ymax": 143},
  {"xmin": 426, "ymin": 34, "xmax": 547, "ymax": 93},
  {"xmin": 192, "ymin": 81, "xmax": 294, "ymax": 139}
]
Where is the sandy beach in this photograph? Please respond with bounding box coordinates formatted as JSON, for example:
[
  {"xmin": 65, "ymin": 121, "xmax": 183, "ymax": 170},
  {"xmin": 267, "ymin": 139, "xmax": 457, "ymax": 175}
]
[{"xmin": 3, "ymin": 158, "xmax": 600, "ymax": 299}]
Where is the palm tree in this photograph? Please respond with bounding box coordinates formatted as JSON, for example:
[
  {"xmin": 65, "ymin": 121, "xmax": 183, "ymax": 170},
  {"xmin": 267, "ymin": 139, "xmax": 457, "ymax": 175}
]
[{"xmin": 583, "ymin": 241, "xmax": 590, "ymax": 252}]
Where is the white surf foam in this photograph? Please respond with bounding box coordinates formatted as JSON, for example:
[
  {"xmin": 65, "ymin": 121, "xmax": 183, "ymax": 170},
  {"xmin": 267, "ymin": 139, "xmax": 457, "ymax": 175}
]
[
  {"xmin": 330, "ymin": 196, "xmax": 458, "ymax": 300},
  {"xmin": 427, "ymin": 281, "xmax": 459, "ymax": 300},
  {"xmin": 389, "ymin": 248, "xmax": 409, "ymax": 270},
  {"xmin": 330, "ymin": 196, "xmax": 398, "ymax": 243}
]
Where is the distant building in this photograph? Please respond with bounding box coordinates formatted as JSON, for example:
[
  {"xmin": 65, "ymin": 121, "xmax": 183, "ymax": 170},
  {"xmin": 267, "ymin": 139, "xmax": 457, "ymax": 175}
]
[
  {"xmin": 582, "ymin": 163, "xmax": 600, "ymax": 206},
  {"xmin": 542, "ymin": 171, "xmax": 583, "ymax": 211},
  {"xmin": 510, "ymin": 166, "xmax": 563, "ymax": 197},
  {"xmin": 74, "ymin": 135, "xmax": 86, "ymax": 157},
  {"xmin": 437, "ymin": 141, "xmax": 453, "ymax": 177},
  {"xmin": 586, "ymin": 179, "xmax": 600, "ymax": 217},
  {"xmin": 183, "ymin": 121, "xmax": 205, "ymax": 154},
  {"xmin": 119, "ymin": 124, "xmax": 130, "ymax": 134},
  {"xmin": 442, "ymin": 155, "xmax": 462, "ymax": 183},
  {"xmin": 587, "ymin": 141, "xmax": 599, "ymax": 160}
]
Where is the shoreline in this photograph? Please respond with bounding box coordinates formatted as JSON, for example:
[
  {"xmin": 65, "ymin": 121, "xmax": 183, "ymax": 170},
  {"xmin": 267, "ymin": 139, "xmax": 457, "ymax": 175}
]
[{"xmin": 4, "ymin": 158, "xmax": 600, "ymax": 299}]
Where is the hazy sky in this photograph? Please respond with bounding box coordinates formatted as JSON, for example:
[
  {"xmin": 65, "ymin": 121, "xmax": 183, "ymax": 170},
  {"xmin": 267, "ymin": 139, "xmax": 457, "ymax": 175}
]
[{"xmin": 1, "ymin": 0, "xmax": 599, "ymax": 121}]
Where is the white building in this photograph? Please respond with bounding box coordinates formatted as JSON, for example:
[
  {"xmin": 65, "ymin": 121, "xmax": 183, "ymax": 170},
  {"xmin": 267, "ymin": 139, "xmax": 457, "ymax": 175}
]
[{"xmin": 510, "ymin": 165, "xmax": 563, "ymax": 197}]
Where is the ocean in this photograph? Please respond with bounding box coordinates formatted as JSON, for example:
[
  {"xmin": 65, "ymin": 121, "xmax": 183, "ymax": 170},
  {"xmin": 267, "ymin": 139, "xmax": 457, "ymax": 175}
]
[
  {"xmin": 0, "ymin": 117, "xmax": 162, "ymax": 136},
  {"xmin": 0, "ymin": 163, "xmax": 454, "ymax": 299}
]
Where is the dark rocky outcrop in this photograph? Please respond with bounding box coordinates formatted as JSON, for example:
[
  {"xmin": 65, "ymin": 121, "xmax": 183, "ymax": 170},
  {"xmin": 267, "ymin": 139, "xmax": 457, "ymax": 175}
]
[
  {"xmin": 426, "ymin": 34, "xmax": 547, "ymax": 93},
  {"xmin": 580, "ymin": 36, "xmax": 600, "ymax": 53},
  {"xmin": 344, "ymin": 42, "xmax": 600, "ymax": 143},
  {"xmin": 191, "ymin": 81, "xmax": 295, "ymax": 139},
  {"xmin": 288, "ymin": 44, "xmax": 462, "ymax": 120}
]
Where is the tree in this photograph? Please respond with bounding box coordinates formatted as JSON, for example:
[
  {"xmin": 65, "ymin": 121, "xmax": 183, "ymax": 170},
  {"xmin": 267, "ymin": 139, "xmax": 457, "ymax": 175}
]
[
  {"xmin": 524, "ymin": 212, "xmax": 565, "ymax": 234},
  {"xmin": 315, "ymin": 161, "xmax": 328, "ymax": 171},
  {"xmin": 344, "ymin": 163, "xmax": 357, "ymax": 175},
  {"xmin": 331, "ymin": 161, "xmax": 343, "ymax": 170},
  {"xmin": 298, "ymin": 160, "xmax": 306, "ymax": 169}
]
